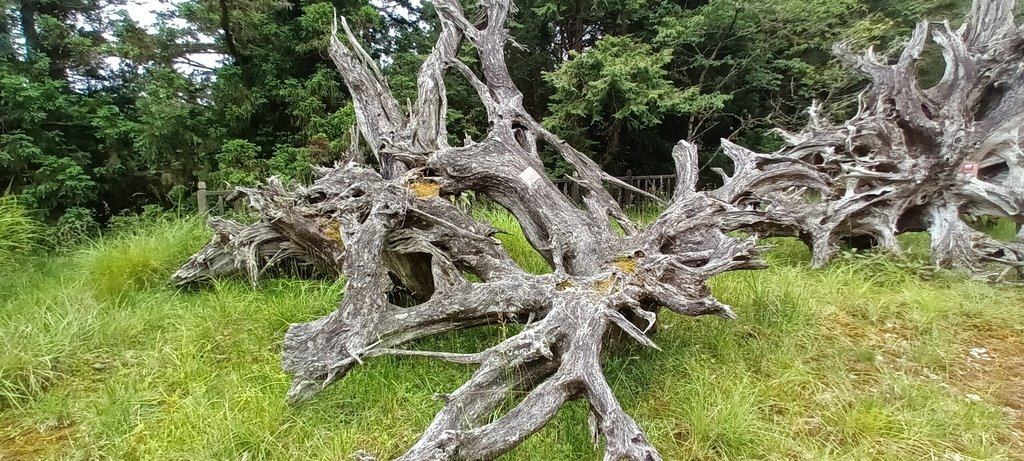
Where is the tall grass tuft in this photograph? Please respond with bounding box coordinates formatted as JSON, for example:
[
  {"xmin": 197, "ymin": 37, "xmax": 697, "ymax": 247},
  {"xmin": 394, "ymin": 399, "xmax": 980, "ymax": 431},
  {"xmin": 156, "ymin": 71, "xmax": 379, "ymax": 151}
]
[
  {"xmin": 0, "ymin": 212, "xmax": 208, "ymax": 410},
  {"xmin": 74, "ymin": 213, "xmax": 209, "ymax": 301},
  {"xmin": 0, "ymin": 194, "xmax": 42, "ymax": 264}
]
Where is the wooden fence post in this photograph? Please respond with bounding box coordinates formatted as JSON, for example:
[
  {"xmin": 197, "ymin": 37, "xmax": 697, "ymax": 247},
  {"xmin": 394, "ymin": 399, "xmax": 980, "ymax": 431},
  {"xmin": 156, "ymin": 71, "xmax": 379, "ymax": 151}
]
[
  {"xmin": 197, "ymin": 181, "xmax": 208, "ymax": 215},
  {"xmin": 624, "ymin": 169, "xmax": 633, "ymax": 208}
]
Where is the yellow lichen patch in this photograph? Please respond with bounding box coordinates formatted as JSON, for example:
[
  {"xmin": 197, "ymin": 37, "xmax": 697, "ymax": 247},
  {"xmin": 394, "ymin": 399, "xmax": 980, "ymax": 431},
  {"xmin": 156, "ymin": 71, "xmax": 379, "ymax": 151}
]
[
  {"xmin": 408, "ymin": 180, "xmax": 440, "ymax": 199},
  {"xmin": 556, "ymin": 280, "xmax": 574, "ymax": 291},
  {"xmin": 323, "ymin": 220, "xmax": 342, "ymax": 242},
  {"xmin": 611, "ymin": 256, "xmax": 637, "ymax": 273},
  {"xmin": 592, "ymin": 276, "xmax": 615, "ymax": 293}
]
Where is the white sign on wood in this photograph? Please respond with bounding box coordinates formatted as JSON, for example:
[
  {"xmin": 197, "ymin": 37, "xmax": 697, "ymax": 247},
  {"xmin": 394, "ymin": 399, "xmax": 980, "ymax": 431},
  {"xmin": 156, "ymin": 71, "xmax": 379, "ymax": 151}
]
[{"xmin": 519, "ymin": 166, "xmax": 542, "ymax": 187}]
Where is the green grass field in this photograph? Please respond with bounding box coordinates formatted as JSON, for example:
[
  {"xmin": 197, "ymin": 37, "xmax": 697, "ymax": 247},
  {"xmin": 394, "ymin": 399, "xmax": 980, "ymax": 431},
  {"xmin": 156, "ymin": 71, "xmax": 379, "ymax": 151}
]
[{"xmin": 1, "ymin": 206, "xmax": 1023, "ymax": 460}]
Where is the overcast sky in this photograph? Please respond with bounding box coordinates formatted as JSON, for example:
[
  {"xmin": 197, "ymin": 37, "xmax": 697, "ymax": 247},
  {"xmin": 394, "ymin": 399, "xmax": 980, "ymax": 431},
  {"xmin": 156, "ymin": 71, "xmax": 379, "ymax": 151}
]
[
  {"xmin": 123, "ymin": 0, "xmax": 170, "ymax": 29},
  {"xmin": 114, "ymin": 0, "xmax": 414, "ymax": 72},
  {"xmin": 118, "ymin": 0, "xmax": 223, "ymax": 71}
]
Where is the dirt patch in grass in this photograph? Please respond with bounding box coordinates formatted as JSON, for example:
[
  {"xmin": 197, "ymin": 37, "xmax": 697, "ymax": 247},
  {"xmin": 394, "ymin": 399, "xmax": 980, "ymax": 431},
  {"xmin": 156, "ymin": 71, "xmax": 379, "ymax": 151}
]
[
  {"xmin": 955, "ymin": 330, "xmax": 1024, "ymax": 409},
  {"xmin": 951, "ymin": 329, "xmax": 1024, "ymax": 451},
  {"xmin": 0, "ymin": 421, "xmax": 74, "ymax": 460}
]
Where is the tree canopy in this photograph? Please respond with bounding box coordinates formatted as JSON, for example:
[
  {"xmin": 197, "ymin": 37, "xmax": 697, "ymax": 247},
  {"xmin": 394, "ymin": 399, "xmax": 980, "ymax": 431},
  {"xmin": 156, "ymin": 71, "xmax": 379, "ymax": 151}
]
[{"xmin": 0, "ymin": 0, "xmax": 965, "ymax": 222}]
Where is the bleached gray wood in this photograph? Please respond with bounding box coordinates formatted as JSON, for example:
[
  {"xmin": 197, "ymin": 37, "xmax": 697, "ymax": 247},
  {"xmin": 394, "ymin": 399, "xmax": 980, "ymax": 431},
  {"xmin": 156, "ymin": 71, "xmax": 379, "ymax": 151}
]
[
  {"xmin": 175, "ymin": 0, "xmax": 761, "ymax": 456},
  {"xmin": 728, "ymin": 0, "xmax": 1024, "ymax": 280},
  {"xmin": 174, "ymin": 1, "xmax": 1024, "ymax": 460}
]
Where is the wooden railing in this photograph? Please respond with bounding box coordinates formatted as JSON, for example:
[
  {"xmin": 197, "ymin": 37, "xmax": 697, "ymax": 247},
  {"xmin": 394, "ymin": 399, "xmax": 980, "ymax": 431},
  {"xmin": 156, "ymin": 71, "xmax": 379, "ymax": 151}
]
[
  {"xmin": 196, "ymin": 181, "xmax": 237, "ymax": 215},
  {"xmin": 552, "ymin": 172, "xmax": 676, "ymax": 207},
  {"xmin": 197, "ymin": 172, "xmax": 677, "ymax": 215}
]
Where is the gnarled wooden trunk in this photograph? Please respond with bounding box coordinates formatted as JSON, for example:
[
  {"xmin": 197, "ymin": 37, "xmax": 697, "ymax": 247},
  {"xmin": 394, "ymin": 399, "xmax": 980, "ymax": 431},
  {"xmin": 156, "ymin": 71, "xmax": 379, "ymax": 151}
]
[
  {"xmin": 173, "ymin": 0, "xmax": 1024, "ymax": 459},
  {"xmin": 729, "ymin": 0, "xmax": 1024, "ymax": 280}
]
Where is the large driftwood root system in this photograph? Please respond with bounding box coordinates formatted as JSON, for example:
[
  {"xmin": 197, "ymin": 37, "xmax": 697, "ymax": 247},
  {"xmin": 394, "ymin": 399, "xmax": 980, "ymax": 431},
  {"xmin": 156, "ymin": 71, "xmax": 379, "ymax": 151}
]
[
  {"xmin": 174, "ymin": 0, "xmax": 1024, "ymax": 459},
  {"xmin": 729, "ymin": 0, "xmax": 1024, "ymax": 280}
]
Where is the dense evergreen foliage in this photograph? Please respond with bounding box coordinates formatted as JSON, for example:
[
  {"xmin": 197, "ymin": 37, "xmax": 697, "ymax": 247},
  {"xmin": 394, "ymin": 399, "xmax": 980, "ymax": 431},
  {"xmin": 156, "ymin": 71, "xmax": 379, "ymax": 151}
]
[{"xmin": 0, "ymin": 0, "xmax": 962, "ymax": 222}]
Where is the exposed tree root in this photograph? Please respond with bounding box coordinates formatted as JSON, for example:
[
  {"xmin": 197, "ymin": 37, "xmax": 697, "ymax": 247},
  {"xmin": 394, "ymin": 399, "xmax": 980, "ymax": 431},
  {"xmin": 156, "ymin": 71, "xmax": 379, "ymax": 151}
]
[
  {"xmin": 175, "ymin": 0, "xmax": 1024, "ymax": 459},
  {"xmin": 730, "ymin": 0, "xmax": 1024, "ymax": 280}
]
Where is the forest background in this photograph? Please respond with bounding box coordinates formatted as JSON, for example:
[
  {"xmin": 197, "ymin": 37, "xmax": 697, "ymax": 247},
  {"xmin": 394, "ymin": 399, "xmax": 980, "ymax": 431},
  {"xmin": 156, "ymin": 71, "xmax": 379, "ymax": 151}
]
[{"xmin": 1, "ymin": 0, "xmax": 967, "ymax": 227}]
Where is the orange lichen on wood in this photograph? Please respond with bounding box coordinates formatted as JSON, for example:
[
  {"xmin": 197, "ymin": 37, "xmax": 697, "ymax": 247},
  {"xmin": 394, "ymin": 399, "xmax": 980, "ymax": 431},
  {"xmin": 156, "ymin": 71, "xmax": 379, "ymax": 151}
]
[
  {"xmin": 611, "ymin": 256, "xmax": 637, "ymax": 273},
  {"xmin": 593, "ymin": 276, "xmax": 615, "ymax": 293},
  {"xmin": 323, "ymin": 220, "xmax": 342, "ymax": 242},
  {"xmin": 409, "ymin": 180, "xmax": 440, "ymax": 199}
]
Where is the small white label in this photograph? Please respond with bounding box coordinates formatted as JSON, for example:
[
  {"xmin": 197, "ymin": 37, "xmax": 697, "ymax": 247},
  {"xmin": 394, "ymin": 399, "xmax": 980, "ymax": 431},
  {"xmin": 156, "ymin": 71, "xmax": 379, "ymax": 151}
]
[{"xmin": 519, "ymin": 166, "xmax": 542, "ymax": 187}]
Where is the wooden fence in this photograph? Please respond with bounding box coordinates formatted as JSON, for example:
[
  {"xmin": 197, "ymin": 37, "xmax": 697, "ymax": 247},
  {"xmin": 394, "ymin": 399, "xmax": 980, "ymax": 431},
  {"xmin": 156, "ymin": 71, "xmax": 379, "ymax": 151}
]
[
  {"xmin": 552, "ymin": 172, "xmax": 676, "ymax": 207},
  {"xmin": 197, "ymin": 172, "xmax": 678, "ymax": 215},
  {"xmin": 196, "ymin": 181, "xmax": 238, "ymax": 215}
]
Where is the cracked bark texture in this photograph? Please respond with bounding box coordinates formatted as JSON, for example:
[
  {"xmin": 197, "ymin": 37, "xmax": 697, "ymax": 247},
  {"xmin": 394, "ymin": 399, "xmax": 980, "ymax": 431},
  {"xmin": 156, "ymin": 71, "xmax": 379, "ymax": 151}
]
[
  {"xmin": 727, "ymin": 0, "xmax": 1024, "ymax": 280},
  {"xmin": 172, "ymin": 1, "xmax": 780, "ymax": 459}
]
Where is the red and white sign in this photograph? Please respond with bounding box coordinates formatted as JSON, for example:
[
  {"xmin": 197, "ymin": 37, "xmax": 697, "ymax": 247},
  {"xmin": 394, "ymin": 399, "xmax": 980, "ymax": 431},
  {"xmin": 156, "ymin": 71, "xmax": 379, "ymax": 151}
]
[{"xmin": 959, "ymin": 161, "xmax": 978, "ymax": 177}]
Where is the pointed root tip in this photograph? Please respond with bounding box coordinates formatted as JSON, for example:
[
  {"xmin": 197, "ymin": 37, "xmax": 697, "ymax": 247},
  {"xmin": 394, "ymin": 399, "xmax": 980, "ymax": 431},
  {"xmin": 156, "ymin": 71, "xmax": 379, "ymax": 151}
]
[
  {"xmin": 285, "ymin": 378, "xmax": 322, "ymax": 405},
  {"xmin": 718, "ymin": 303, "xmax": 738, "ymax": 320},
  {"xmin": 353, "ymin": 450, "xmax": 378, "ymax": 461}
]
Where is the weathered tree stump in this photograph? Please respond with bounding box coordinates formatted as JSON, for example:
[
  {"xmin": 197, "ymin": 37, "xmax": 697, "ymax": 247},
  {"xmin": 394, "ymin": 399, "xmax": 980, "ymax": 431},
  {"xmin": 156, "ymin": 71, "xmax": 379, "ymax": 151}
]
[
  {"xmin": 173, "ymin": 0, "xmax": 1024, "ymax": 459},
  {"xmin": 729, "ymin": 0, "xmax": 1024, "ymax": 280}
]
